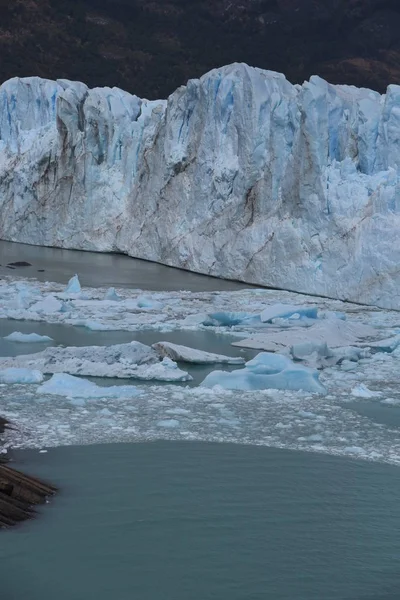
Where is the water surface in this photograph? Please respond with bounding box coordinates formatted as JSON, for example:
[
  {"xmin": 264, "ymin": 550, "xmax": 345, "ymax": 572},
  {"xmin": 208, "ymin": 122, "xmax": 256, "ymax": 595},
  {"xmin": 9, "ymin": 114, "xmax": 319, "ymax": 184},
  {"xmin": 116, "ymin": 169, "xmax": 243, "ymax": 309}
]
[
  {"xmin": 1, "ymin": 442, "xmax": 400, "ymax": 600},
  {"xmin": 0, "ymin": 240, "xmax": 251, "ymax": 291}
]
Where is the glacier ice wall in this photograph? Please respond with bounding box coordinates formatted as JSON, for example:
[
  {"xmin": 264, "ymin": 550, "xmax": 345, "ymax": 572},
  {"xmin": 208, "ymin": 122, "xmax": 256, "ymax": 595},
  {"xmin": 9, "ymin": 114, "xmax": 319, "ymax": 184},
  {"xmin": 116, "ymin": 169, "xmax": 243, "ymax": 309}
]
[{"xmin": 0, "ymin": 64, "xmax": 400, "ymax": 309}]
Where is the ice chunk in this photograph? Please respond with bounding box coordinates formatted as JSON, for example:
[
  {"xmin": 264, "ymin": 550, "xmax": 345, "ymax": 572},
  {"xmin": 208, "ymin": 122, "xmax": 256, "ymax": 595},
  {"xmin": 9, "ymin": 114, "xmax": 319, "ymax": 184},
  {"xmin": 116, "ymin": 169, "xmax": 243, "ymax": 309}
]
[
  {"xmin": 152, "ymin": 341, "xmax": 245, "ymax": 364},
  {"xmin": 29, "ymin": 295, "xmax": 64, "ymax": 314},
  {"xmin": 245, "ymin": 353, "xmax": 291, "ymax": 374},
  {"xmin": 0, "ymin": 342, "xmax": 192, "ymax": 381},
  {"xmin": 104, "ymin": 287, "xmax": 121, "ymax": 301},
  {"xmin": 149, "ymin": 357, "xmax": 193, "ymax": 382},
  {"xmin": 0, "ymin": 368, "xmax": 44, "ymax": 384},
  {"xmin": 351, "ymin": 384, "xmax": 381, "ymax": 398},
  {"xmin": 65, "ymin": 274, "xmax": 81, "ymax": 294},
  {"xmin": 201, "ymin": 352, "xmax": 326, "ymax": 393},
  {"xmin": 4, "ymin": 332, "xmax": 53, "ymax": 343},
  {"xmin": 366, "ymin": 335, "xmax": 400, "ymax": 353},
  {"xmin": 137, "ymin": 295, "xmax": 163, "ymax": 309},
  {"xmin": 37, "ymin": 373, "xmax": 141, "ymax": 398},
  {"xmin": 260, "ymin": 304, "xmax": 318, "ymax": 323},
  {"xmin": 182, "ymin": 313, "xmax": 211, "ymax": 326},
  {"xmin": 291, "ymin": 342, "xmax": 332, "ymax": 361},
  {"xmin": 207, "ymin": 312, "xmax": 259, "ymax": 326}
]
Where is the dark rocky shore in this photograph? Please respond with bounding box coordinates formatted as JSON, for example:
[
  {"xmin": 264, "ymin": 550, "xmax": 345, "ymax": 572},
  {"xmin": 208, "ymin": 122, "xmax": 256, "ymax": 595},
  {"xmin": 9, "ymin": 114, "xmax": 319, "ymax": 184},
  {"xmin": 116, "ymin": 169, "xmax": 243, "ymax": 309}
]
[{"xmin": 0, "ymin": 417, "xmax": 57, "ymax": 528}]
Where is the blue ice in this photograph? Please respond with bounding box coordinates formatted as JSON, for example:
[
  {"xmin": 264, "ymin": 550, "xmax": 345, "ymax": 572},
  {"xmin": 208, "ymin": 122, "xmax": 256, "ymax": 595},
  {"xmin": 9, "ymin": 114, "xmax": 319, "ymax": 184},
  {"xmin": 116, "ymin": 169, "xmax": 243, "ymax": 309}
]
[
  {"xmin": 260, "ymin": 304, "xmax": 318, "ymax": 323},
  {"xmin": 201, "ymin": 352, "xmax": 326, "ymax": 394},
  {"xmin": 65, "ymin": 274, "xmax": 81, "ymax": 294}
]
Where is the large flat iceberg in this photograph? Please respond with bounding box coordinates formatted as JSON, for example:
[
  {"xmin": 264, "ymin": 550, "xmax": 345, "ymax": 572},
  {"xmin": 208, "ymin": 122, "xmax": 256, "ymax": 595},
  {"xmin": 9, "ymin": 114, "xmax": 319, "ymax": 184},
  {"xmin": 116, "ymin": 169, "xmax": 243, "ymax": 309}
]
[
  {"xmin": 0, "ymin": 342, "xmax": 192, "ymax": 382},
  {"xmin": 0, "ymin": 65, "xmax": 400, "ymax": 308}
]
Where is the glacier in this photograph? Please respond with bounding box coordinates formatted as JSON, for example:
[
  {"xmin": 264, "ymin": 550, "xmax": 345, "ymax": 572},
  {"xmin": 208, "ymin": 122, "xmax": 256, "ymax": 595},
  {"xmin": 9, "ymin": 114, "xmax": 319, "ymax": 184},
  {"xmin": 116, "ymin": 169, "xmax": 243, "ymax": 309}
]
[{"xmin": 0, "ymin": 64, "xmax": 400, "ymax": 308}]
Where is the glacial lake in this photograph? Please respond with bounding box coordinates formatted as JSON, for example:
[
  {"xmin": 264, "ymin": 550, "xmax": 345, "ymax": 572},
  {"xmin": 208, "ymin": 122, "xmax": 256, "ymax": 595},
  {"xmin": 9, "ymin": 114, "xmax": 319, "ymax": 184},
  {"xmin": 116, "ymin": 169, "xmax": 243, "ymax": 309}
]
[
  {"xmin": 1, "ymin": 240, "xmax": 400, "ymax": 600},
  {"xmin": 1, "ymin": 442, "xmax": 400, "ymax": 600}
]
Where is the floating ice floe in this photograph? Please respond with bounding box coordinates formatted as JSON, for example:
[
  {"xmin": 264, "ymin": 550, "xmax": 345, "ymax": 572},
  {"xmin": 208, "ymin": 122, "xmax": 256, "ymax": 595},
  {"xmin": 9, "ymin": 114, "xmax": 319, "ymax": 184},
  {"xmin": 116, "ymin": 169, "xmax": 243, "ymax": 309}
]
[
  {"xmin": 152, "ymin": 341, "xmax": 245, "ymax": 364},
  {"xmin": 29, "ymin": 295, "xmax": 66, "ymax": 314},
  {"xmin": 4, "ymin": 332, "xmax": 53, "ymax": 343},
  {"xmin": 64, "ymin": 274, "xmax": 81, "ymax": 294},
  {"xmin": 233, "ymin": 318, "xmax": 377, "ymax": 353},
  {"xmin": 201, "ymin": 352, "xmax": 326, "ymax": 394},
  {"xmin": 0, "ymin": 342, "xmax": 192, "ymax": 382},
  {"xmin": 0, "ymin": 368, "xmax": 44, "ymax": 384},
  {"xmin": 37, "ymin": 373, "xmax": 141, "ymax": 399}
]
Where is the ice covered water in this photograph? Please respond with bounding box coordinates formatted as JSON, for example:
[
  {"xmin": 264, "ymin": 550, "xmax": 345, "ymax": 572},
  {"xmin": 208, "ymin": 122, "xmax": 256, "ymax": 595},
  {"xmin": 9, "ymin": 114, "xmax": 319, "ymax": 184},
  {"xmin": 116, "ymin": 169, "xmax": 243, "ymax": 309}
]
[{"xmin": 1, "ymin": 267, "xmax": 400, "ymax": 464}]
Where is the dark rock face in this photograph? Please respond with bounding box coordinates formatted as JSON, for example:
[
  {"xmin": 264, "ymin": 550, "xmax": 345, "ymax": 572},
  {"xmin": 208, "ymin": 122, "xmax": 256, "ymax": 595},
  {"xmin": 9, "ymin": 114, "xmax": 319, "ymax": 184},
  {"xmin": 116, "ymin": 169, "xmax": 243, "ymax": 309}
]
[
  {"xmin": 0, "ymin": 0, "xmax": 399, "ymax": 99},
  {"xmin": 0, "ymin": 419, "xmax": 57, "ymax": 528}
]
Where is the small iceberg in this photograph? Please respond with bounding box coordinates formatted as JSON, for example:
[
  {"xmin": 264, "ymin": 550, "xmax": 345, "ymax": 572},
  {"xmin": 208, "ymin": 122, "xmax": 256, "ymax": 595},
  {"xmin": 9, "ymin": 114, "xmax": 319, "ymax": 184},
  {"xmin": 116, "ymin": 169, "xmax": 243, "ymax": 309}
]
[
  {"xmin": 201, "ymin": 352, "xmax": 326, "ymax": 394},
  {"xmin": 104, "ymin": 287, "xmax": 122, "ymax": 301},
  {"xmin": 37, "ymin": 373, "xmax": 141, "ymax": 399},
  {"xmin": 64, "ymin": 274, "xmax": 81, "ymax": 294},
  {"xmin": 0, "ymin": 368, "xmax": 44, "ymax": 384},
  {"xmin": 4, "ymin": 332, "xmax": 53, "ymax": 343}
]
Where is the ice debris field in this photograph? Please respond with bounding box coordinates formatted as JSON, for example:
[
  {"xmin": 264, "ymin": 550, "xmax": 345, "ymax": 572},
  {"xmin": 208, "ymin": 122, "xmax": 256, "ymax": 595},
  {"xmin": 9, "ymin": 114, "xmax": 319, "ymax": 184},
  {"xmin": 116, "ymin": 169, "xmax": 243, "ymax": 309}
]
[{"xmin": 2, "ymin": 274, "xmax": 400, "ymax": 465}]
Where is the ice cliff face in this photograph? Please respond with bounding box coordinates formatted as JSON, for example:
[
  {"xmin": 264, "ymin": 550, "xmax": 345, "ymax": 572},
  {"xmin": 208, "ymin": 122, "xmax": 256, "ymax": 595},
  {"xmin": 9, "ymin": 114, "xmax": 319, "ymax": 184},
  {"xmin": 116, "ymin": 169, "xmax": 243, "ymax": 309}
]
[{"xmin": 0, "ymin": 64, "xmax": 400, "ymax": 309}]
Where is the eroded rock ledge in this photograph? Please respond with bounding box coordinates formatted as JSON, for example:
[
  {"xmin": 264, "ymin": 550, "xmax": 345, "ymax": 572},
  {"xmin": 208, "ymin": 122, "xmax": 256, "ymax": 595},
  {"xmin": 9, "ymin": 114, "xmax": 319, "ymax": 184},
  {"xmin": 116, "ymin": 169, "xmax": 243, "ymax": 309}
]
[{"xmin": 0, "ymin": 418, "xmax": 56, "ymax": 528}]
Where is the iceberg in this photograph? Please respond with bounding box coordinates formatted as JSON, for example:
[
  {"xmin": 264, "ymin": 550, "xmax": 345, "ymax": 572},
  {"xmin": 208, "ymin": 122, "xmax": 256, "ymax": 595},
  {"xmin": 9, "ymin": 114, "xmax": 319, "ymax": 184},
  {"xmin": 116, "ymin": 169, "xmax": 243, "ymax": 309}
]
[
  {"xmin": 1, "ymin": 65, "xmax": 400, "ymax": 308},
  {"xmin": 64, "ymin": 275, "xmax": 81, "ymax": 294},
  {"xmin": 104, "ymin": 288, "xmax": 122, "ymax": 301},
  {"xmin": 0, "ymin": 342, "xmax": 192, "ymax": 381},
  {"xmin": 4, "ymin": 332, "xmax": 53, "ymax": 343},
  {"xmin": 0, "ymin": 368, "xmax": 44, "ymax": 384},
  {"xmin": 201, "ymin": 352, "xmax": 326, "ymax": 394},
  {"xmin": 152, "ymin": 341, "xmax": 245, "ymax": 364},
  {"xmin": 37, "ymin": 373, "xmax": 141, "ymax": 398}
]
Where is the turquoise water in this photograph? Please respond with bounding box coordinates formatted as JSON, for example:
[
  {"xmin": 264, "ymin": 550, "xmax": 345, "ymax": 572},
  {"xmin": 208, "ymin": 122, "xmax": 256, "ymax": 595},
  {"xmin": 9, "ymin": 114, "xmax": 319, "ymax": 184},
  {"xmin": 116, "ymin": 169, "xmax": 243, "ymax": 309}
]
[{"xmin": 1, "ymin": 442, "xmax": 400, "ymax": 600}]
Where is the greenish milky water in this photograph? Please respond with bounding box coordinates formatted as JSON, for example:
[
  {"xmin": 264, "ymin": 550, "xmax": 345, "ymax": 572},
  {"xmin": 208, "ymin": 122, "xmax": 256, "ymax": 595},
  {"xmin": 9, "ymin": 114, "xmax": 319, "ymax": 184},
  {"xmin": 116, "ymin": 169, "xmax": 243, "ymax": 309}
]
[{"xmin": 1, "ymin": 442, "xmax": 400, "ymax": 600}]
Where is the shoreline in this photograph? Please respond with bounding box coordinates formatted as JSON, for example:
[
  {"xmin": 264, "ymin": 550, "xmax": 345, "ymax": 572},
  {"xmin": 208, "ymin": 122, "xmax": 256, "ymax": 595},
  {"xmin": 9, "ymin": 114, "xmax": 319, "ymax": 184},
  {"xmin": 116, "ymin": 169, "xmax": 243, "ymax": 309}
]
[{"xmin": 0, "ymin": 417, "xmax": 56, "ymax": 528}]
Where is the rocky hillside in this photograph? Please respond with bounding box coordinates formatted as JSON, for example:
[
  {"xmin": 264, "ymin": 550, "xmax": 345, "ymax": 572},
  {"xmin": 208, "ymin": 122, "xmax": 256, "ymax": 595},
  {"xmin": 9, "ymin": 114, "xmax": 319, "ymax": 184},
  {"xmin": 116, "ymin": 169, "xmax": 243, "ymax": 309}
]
[{"xmin": 0, "ymin": 0, "xmax": 400, "ymax": 98}]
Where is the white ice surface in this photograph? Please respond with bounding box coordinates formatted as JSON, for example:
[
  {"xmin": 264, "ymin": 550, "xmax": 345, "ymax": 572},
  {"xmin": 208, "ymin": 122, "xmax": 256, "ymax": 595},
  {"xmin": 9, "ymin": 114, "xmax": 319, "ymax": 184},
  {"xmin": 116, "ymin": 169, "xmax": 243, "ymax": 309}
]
[
  {"xmin": 152, "ymin": 341, "xmax": 245, "ymax": 364},
  {"xmin": 0, "ymin": 342, "xmax": 192, "ymax": 381}
]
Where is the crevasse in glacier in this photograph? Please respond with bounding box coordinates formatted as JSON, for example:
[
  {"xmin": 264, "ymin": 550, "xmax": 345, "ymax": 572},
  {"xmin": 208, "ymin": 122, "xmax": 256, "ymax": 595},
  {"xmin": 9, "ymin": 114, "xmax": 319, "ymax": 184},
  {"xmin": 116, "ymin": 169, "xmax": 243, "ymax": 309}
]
[{"xmin": 0, "ymin": 64, "xmax": 399, "ymax": 309}]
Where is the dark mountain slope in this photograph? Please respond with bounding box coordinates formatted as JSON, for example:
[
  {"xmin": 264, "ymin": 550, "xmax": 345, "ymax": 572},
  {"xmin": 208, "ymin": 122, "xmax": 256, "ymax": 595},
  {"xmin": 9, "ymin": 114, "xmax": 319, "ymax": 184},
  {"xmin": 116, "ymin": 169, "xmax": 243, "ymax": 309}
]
[{"xmin": 0, "ymin": 0, "xmax": 399, "ymax": 98}]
